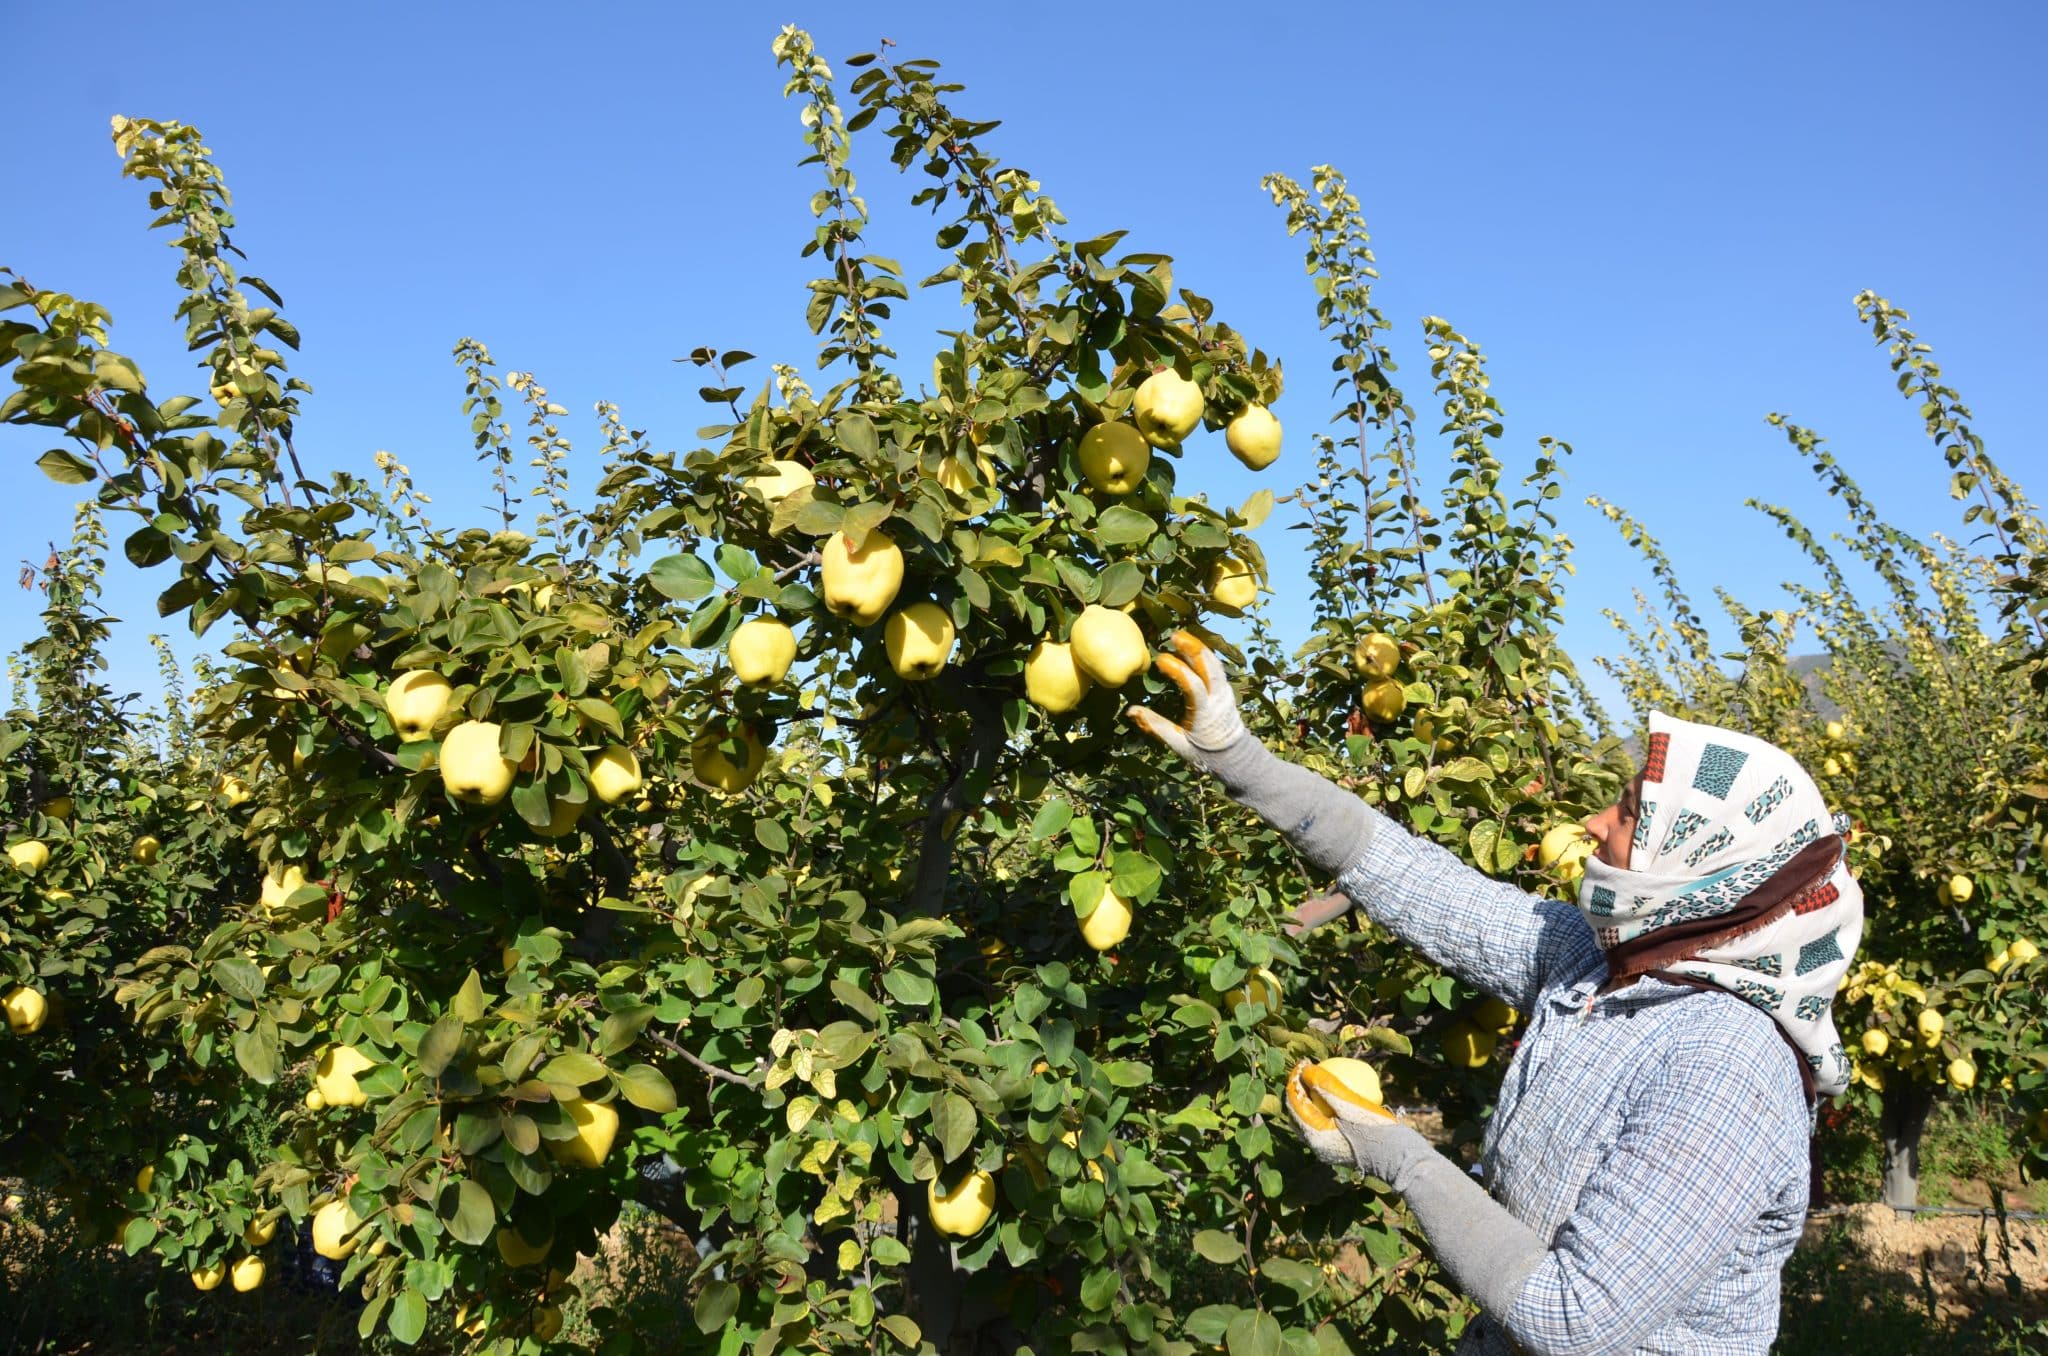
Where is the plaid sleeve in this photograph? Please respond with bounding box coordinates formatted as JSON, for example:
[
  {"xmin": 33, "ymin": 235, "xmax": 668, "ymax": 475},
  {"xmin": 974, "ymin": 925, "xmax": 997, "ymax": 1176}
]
[
  {"xmin": 1499, "ymin": 1022, "xmax": 1807, "ymax": 1356},
  {"xmin": 1336, "ymin": 810, "xmax": 1600, "ymax": 1012}
]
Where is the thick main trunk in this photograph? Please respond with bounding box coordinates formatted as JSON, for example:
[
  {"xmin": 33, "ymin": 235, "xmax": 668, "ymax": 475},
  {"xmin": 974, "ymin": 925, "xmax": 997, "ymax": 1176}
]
[{"xmin": 1879, "ymin": 1080, "xmax": 1936, "ymax": 1212}]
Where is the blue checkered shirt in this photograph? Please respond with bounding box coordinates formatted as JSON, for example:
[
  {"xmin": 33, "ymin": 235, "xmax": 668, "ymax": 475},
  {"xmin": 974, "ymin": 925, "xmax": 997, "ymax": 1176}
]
[{"xmin": 1334, "ymin": 813, "xmax": 1814, "ymax": 1356}]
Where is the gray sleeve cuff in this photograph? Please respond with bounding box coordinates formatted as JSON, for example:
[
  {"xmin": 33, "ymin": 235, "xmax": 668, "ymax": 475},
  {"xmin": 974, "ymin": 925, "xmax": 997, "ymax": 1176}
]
[
  {"xmin": 1394, "ymin": 1152, "xmax": 1547, "ymax": 1319},
  {"xmin": 1207, "ymin": 737, "xmax": 1374, "ymax": 880}
]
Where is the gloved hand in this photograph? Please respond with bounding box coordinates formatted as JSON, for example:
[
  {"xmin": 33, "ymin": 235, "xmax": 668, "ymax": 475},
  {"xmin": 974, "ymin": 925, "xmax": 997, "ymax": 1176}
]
[
  {"xmin": 1285, "ymin": 1061, "xmax": 1431, "ymax": 1184},
  {"xmin": 1125, "ymin": 631, "xmax": 1253, "ymax": 776},
  {"xmin": 1127, "ymin": 632, "xmax": 1374, "ymax": 879},
  {"xmin": 1284, "ymin": 1059, "xmax": 1547, "ymax": 1320}
]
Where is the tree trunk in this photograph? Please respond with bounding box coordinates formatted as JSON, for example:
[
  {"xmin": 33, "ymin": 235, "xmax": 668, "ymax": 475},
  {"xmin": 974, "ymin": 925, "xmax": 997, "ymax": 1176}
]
[{"xmin": 1879, "ymin": 1080, "xmax": 1935, "ymax": 1212}]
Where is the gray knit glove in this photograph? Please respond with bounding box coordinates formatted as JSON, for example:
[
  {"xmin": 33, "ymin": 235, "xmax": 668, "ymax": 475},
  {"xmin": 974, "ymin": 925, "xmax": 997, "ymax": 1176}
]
[
  {"xmin": 1127, "ymin": 632, "xmax": 1373, "ymax": 880},
  {"xmin": 1286, "ymin": 1061, "xmax": 1545, "ymax": 1319}
]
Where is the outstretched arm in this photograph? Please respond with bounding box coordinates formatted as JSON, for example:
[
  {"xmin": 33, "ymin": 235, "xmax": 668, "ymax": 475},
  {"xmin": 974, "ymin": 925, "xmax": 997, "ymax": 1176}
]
[{"xmin": 1129, "ymin": 632, "xmax": 1596, "ymax": 1009}]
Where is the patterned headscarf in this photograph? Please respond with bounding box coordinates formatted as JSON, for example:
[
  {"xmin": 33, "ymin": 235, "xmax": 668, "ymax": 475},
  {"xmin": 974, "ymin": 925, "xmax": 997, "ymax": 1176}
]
[{"xmin": 1577, "ymin": 711, "xmax": 1862, "ymax": 1099}]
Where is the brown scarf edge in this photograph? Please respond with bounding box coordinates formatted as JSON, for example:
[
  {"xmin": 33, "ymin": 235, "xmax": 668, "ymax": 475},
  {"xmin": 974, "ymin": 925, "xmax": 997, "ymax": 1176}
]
[{"xmin": 1602, "ymin": 836, "xmax": 1844, "ymax": 986}]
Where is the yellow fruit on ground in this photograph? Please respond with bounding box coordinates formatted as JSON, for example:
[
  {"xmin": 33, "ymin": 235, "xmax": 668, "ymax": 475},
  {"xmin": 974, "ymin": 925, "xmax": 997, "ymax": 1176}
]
[
  {"xmin": 230, "ymin": 1255, "xmax": 266, "ymax": 1292},
  {"xmin": 1917, "ymin": 1009, "xmax": 1945, "ymax": 1044},
  {"xmin": 385, "ymin": 670, "xmax": 453, "ymax": 742},
  {"xmin": 1353, "ymin": 632, "xmax": 1400, "ymax": 678},
  {"xmin": 190, "ymin": 1262, "xmax": 227, "ymax": 1291},
  {"xmin": 1225, "ymin": 404, "xmax": 1282, "ymax": 470},
  {"xmin": 1947, "ymin": 873, "xmax": 1975, "ymax": 904},
  {"xmin": 1861, "ymin": 1029, "xmax": 1890, "ymax": 1057},
  {"xmin": 8, "ymin": 840, "xmax": 49, "ymax": 876},
  {"xmin": 1948, "ymin": 1057, "xmax": 1977, "ymax": 1090},
  {"xmin": 244, "ymin": 1215, "xmax": 277, "ymax": 1247},
  {"xmin": 3, "ymin": 987, "xmax": 49, "ymax": 1035},
  {"xmin": 1362, "ymin": 678, "xmax": 1406, "ymax": 724},
  {"xmin": 496, "ymin": 1226, "xmax": 550, "ymax": 1267},
  {"xmin": 1076, "ymin": 422, "xmax": 1151, "ymax": 495},
  {"xmin": 314, "ymin": 1045, "xmax": 376, "ymax": 1108},
  {"xmin": 440, "ymin": 721, "xmax": 517, "ymax": 806},
  {"xmin": 1207, "ymin": 556, "xmax": 1258, "ymax": 615},
  {"xmin": 1471, "ymin": 997, "xmax": 1518, "ymax": 1032},
  {"xmin": 587, "ymin": 745, "xmax": 643, "ymax": 804},
  {"xmin": 1079, "ymin": 885, "xmax": 1133, "ymax": 952},
  {"xmin": 2010, "ymin": 938, "xmax": 2039, "ymax": 964},
  {"xmin": 1824, "ymin": 720, "xmax": 1846, "ymax": 742},
  {"xmin": 40, "ymin": 795, "xmax": 73, "ymax": 820},
  {"xmin": 1822, "ymin": 757, "xmax": 1841, "ymax": 777},
  {"xmin": 728, "ymin": 617, "xmax": 798, "ymax": 687},
  {"xmin": 884, "ymin": 602, "xmax": 958, "ymax": 680},
  {"xmin": 549, "ymin": 1097, "xmax": 620, "ymax": 1169},
  {"xmin": 135, "ymin": 1166, "xmax": 154, "ymax": 1194},
  {"xmin": 304, "ymin": 1088, "xmax": 327, "ymax": 1111},
  {"xmin": 1440, "ymin": 1021, "xmax": 1497, "ymax": 1068},
  {"xmin": 821, "ymin": 528, "xmax": 905, "ymax": 626},
  {"xmin": 311, "ymin": 1199, "xmax": 360, "ymax": 1259},
  {"xmin": 1024, "ymin": 639, "xmax": 1091, "ymax": 714},
  {"xmin": 132, "ymin": 835, "xmax": 161, "ymax": 866},
  {"xmin": 1069, "ymin": 605, "xmax": 1148, "ymax": 688},
  {"xmin": 1132, "ymin": 369, "xmax": 1204, "ymax": 448},
  {"xmin": 691, "ymin": 722, "xmax": 767, "ymax": 795},
  {"xmin": 1224, "ymin": 967, "xmax": 1282, "ymax": 1017},
  {"xmin": 745, "ymin": 458, "xmax": 815, "ymax": 505},
  {"xmin": 926, "ymin": 1169, "xmax": 997, "ymax": 1238}
]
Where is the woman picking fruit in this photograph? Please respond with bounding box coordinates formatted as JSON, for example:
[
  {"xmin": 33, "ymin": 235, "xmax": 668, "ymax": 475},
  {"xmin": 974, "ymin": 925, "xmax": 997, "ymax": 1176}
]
[{"xmin": 1130, "ymin": 632, "xmax": 1862, "ymax": 1356}]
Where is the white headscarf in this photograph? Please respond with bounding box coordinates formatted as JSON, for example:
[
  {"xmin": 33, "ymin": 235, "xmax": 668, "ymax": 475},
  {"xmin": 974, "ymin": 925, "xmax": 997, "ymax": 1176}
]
[{"xmin": 1577, "ymin": 711, "xmax": 1863, "ymax": 1099}]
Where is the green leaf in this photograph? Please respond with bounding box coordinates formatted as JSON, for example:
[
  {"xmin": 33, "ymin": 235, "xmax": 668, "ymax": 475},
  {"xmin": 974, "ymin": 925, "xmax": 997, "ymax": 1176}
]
[
  {"xmin": 443, "ymin": 1178, "xmax": 495, "ymax": 1246},
  {"xmin": 754, "ymin": 818, "xmax": 790, "ymax": 853},
  {"xmin": 932, "ymin": 1091, "xmax": 976, "ymax": 1163},
  {"xmin": 418, "ymin": 1013, "xmax": 464, "ymax": 1078},
  {"xmin": 1466, "ymin": 819, "xmax": 1501, "ymax": 875},
  {"xmin": 1193, "ymin": 1228, "xmax": 1245, "ymax": 1265},
  {"xmin": 210, "ymin": 956, "xmax": 265, "ymax": 1003},
  {"xmin": 387, "ymin": 1288, "xmax": 427, "ymax": 1345},
  {"xmin": 648, "ymin": 554, "xmax": 715, "ymax": 601},
  {"xmin": 693, "ymin": 1280, "xmax": 739, "ymax": 1334},
  {"xmin": 882, "ymin": 968, "xmax": 936, "ymax": 1007},
  {"xmin": 1184, "ymin": 1306, "xmax": 1243, "ymax": 1344},
  {"xmin": 232, "ymin": 1023, "xmax": 282, "ymax": 1084},
  {"xmin": 539, "ymin": 1052, "xmax": 607, "ymax": 1087},
  {"xmin": 1080, "ymin": 1264, "xmax": 1119, "ymax": 1310},
  {"xmin": 1067, "ymin": 870, "xmax": 1108, "ymax": 917},
  {"xmin": 573, "ymin": 696, "xmax": 626, "ymax": 740},
  {"xmin": 124, "ymin": 526, "xmax": 172, "ymax": 568},
  {"xmin": 1225, "ymin": 1310, "xmax": 1281, "ymax": 1356},
  {"xmin": 1030, "ymin": 798, "xmax": 1073, "ymax": 841},
  {"xmin": 36, "ymin": 448, "xmax": 96, "ymax": 485},
  {"xmin": 831, "ymin": 979, "xmax": 881, "ymax": 1023},
  {"xmin": 1094, "ymin": 505, "xmax": 1156, "ymax": 547},
  {"xmin": 877, "ymin": 1314, "xmax": 921, "ymax": 1347},
  {"xmin": 1109, "ymin": 850, "xmax": 1162, "ymax": 902},
  {"xmin": 450, "ymin": 970, "xmax": 486, "ymax": 1024},
  {"xmin": 835, "ymin": 412, "xmax": 880, "ymax": 457},
  {"xmin": 1097, "ymin": 560, "xmax": 1146, "ymax": 607},
  {"xmin": 1237, "ymin": 488, "xmax": 1275, "ymax": 530},
  {"xmin": 615, "ymin": 1063, "xmax": 677, "ymax": 1113},
  {"xmin": 714, "ymin": 543, "xmax": 759, "ymax": 582}
]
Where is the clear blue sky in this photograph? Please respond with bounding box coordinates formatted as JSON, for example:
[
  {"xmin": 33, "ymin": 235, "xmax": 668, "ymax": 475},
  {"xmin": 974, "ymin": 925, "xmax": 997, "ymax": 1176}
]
[{"xmin": 4, "ymin": 3, "xmax": 2043, "ymax": 724}]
